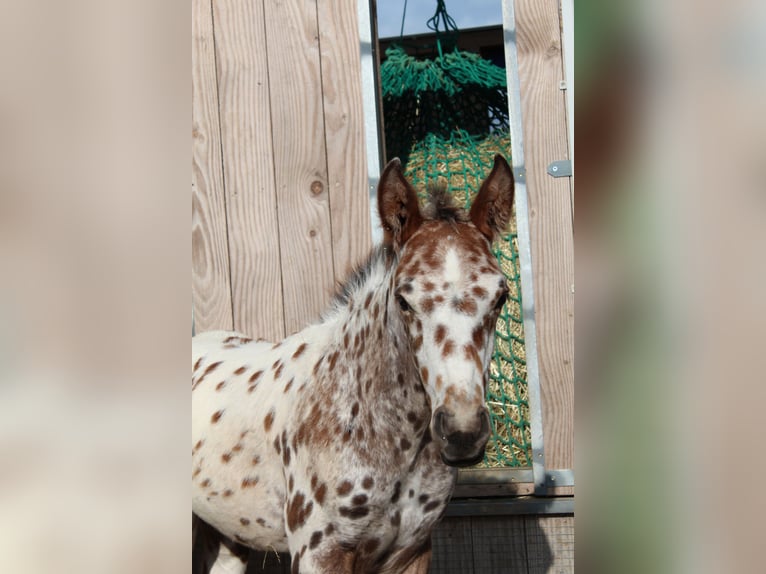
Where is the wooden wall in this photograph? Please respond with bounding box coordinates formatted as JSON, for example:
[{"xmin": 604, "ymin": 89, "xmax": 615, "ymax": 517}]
[
  {"xmin": 192, "ymin": 0, "xmax": 371, "ymax": 341},
  {"xmin": 515, "ymin": 0, "xmax": 574, "ymax": 479}
]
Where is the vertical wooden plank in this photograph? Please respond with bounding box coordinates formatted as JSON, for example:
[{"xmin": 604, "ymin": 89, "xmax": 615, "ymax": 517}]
[
  {"xmin": 263, "ymin": 0, "xmax": 336, "ymax": 335},
  {"xmin": 525, "ymin": 515, "xmax": 574, "ymax": 574},
  {"xmin": 431, "ymin": 517, "xmax": 475, "ymax": 574},
  {"xmin": 470, "ymin": 516, "xmax": 528, "ymax": 574},
  {"xmin": 192, "ymin": 0, "xmax": 233, "ymax": 333},
  {"xmin": 515, "ymin": 0, "xmax": 574, "ymax": 471},
  {"xmin": 213, "ymin": 0, "xmax": 285, "ymax": 341},
  {"xmin": 316, "ymin": 0, "xmax": 372, "ymax": 278}
]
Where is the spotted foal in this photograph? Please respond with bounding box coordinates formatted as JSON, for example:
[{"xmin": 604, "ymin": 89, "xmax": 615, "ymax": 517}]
[{"xmin": 192, "ymin": 155, "xmax": 515, "ymax": 574}]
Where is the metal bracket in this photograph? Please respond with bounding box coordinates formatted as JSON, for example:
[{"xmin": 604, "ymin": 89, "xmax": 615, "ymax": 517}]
[
  {"xmin": 547, "ymin": 160, "xmax": 572, "ymax": 178},
  {"xmin": 543, "ymin": 469, "xmax": 575, "ymax": 488}
]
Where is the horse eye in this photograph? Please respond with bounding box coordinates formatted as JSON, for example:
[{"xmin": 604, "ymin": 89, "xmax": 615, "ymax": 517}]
[
  {"xmin": 396, "ymin": 294, "xmax": 412, "ymax": 312},
  {"xmin": 494, "ymin": 291, "xmax": 508, "ymax": 310}
]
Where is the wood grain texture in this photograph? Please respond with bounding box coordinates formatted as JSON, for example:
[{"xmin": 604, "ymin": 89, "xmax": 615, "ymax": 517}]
[
  {"xmin": 192, "ymin": 0, "xmax": 233, "ymax": 333},
  {"xmin": 316, "ymin": 0, "xmax": 372, "ymax": 280},
  {"xmin": 471, "ymin": 516, "xmax": 528, "ymax": 574},
  {"xmin": 213, "ymin": 0, "xmax": 286, "ymax": 341},
  {"xmin": 453, "ymin": 481, "xmax": 535, "ymax": 498},
  {"xmin": 515, "ymin": 0, "xmax": 574, "ymax": 470},
  {"xmin": 525, "ymin": 515, "xmax": 574, "ymax": 574},
  {"xmin": 263, "ymin": 0, "xmax": 336, "ymax": 336}
]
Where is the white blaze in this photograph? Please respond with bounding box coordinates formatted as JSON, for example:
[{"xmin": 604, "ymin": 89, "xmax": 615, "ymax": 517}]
[{"xmin": 443, "ymin": 247, "xmax": 461, "ymax": 285}]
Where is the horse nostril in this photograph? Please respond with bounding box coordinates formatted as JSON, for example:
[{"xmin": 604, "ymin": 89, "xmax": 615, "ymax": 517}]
[{"xmin": 433, "ymin": 407, "xmax": 448, "ymax": 440}]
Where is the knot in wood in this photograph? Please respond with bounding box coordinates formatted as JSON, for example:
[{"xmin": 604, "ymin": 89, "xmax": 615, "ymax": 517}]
[{"xmin": 310, "ymin": 180, "xmax": 324, "ymax": 196}]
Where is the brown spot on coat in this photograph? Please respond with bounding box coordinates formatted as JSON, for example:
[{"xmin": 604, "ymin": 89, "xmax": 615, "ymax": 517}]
[
  {"xmin": 264, "ymin": 410, "xmax": 275, "ymax": 432},
  {"xmin": 328, "ymin": 351, "xmax": 339, "ymax": 371},
  {"xmin": 221, "ymin": 452, "xmax": 232, "ymax": 463},
  {"xmin": 211, "ymin": 410, "xmax": 224, "ymax": 423},
  {"xmin": 362, "ymin": 476, "xmax": 374, "ymax": 489},
  {"xmin": 315, "ymin": 483, "xmax": 327, "ymax": 505},
  {"xmin": 472, "ymin": 286, "xmax": 488, "ymax": 299},
  {"xmin": 464, "ymin": 344, "xmax": 483, "ymax": 372},
  {"xmin": 455, "ymin": 297, "xmax": 478, "ymax": 315},
  {"xmin": 390, "ymin": 481, "xmax": 402, "ymax": 503},
  {"xmin": 284, "ymin": 378, "xmax": 294, "ymax": 393},
  {"xmin": 222, "ymin": 489, "xmax": 233, "ymax": 497},
  {"xmin": 240, "ymin": 517, "xmax": 250, "ymax": 525},
  {"xmin": 442, "ymin": 339, "xmax": 455, "ymax": 358},
  {"xmin": 193, "ymin": 357, "xmax": 203, "ymax": 373},
  {"xmin": 434, "ymin": 324, "xmax": 447, "ymax": 344},
  {"xmin": 336, "ymin": 481, "xmax": 353, "ymax": 496},
  {"xmin": 197, "ymin": 361, "xmax": 222, "ymax": 385},
  {"xmin": 241, "ymin": 477, "xmax": 258, "ymax": 488},
  {"xmin": 234, "ymin": 366, "xmax": 247, "ymax": 376},
  {"xmin": 249, "ymin": 370, "xmax": 263, "ymax": 384},
  {"xmin": 309, "ymin": 530, "xmax": 323, "ymax": 550},
  {"xmin": 215, "ymin": 381, "xmax": 226, "ymax": 391},
  {"xmin": 363, "ymin": 538, "xmax": 380, "ymax": 554},
  {"xmin": 313, "ymin": 356, "xmax": 324, "ymax": 375},
  {"xmin": 292, "ymin": 343, "xmax": 307, "ymax": 359},
  {"xmin": 472, "ymin": 325, "xmax": 485, "ymax": 348},
  {"xmin": 420, "ymin": 367, "xmax": 429, "ymax": 383},
  {"xmin": 351, "ymin": 494, "xmax": 368, "ymax": 506},
  {"xmin": 424, "ymin": 500, "xmax": 441, "ymax": 512},
  {"xmin": 201, "ymin": 478, "xmax": 211, "ymax": 488},
  {"xmin": 286, "ymin": 492, "xmax": 313, "ymax": 532},
  {"xmin": 421, "ymin": 297, "xmax": 434, "ymax": 314},
  {"xmin": 339, "ymin": 505, "xmax": 369, "ymax": 519}
]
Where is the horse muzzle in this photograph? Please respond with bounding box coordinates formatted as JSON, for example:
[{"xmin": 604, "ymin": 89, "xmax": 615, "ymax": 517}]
[{"xmin": 432, "ymin": 406, "xmax": 491, "ymax": 468}]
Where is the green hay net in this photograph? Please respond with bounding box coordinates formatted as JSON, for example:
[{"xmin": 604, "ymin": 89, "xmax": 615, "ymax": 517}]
[{"xmin": 381, "ymin": 2, "xmax": 530, "ymax": 468}]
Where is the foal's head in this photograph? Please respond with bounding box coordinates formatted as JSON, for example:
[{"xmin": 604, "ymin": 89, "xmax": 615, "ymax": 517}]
[{"xmin": 378, "ymin": 155, "xmax": 515, "ymax": 467}]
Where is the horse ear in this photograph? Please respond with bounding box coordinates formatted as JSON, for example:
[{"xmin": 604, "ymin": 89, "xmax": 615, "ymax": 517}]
[
  {"xmin": 470, "ymin": 155, "xmax": 515, "ymax": 242},
  {"xmin": 377, "ymin": 158, "xmax": 424, "ymax": 249}
]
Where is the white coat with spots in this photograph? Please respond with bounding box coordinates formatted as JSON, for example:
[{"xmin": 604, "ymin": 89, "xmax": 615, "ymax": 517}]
[{"xmin": 192, "ymin": 156, "xmax": 515, "ymax": 574}]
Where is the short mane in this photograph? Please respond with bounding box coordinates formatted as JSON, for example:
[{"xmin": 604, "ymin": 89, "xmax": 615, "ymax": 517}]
[
  {"xmin": 326, "ymin": 245, "xmax": 395, "ymax": 318},
  {"xmin": 420, "ymin": 184, "xmax": 469, "ymax": 224}
]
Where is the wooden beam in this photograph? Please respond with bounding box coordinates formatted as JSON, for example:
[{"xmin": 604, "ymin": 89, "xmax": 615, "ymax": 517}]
[
  {"xmin": 192, "ymin": 0, "xmax": 233, "ymax": 333},
  {"xmin": 514, "ymin": 0, "xmax": 574, "ymax": 471},
  {"xmin": 316, "ymin": 0, "xmax": 372, "ymax": 280},
  {"xmin": 262, "ymin": 0, "xmax": 337, "ymax": 336},
  {"xmin": 212, "ymin": 0, "xmax": 285, "ymax": 341}
]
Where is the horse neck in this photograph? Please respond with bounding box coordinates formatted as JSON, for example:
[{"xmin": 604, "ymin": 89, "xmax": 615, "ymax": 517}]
[{"xmin": 324, "ymin": 250, "xmax": 428, "ymax": 420}]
